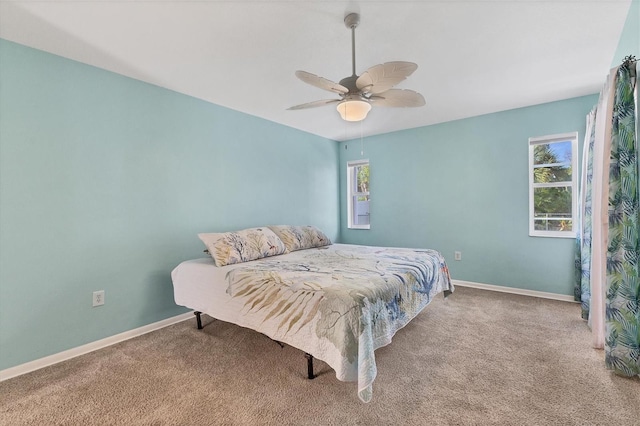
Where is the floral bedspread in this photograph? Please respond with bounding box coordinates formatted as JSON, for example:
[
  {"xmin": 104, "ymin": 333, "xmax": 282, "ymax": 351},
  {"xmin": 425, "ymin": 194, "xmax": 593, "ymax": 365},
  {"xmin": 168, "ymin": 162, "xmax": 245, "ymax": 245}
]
[{"xmin": 225, "ymin": 244, "xmax": 453, "ymax": 402}]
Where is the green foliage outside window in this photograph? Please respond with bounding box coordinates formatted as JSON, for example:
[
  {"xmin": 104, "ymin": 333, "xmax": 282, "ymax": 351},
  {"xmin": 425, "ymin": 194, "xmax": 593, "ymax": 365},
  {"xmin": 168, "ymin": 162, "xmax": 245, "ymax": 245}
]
[
  {"xmin": 533, "ymin": 142, "xmax": 572, "ymax": 231},
  {"xmin": 356, "ymin": 165, "xmax": 369, "ymax": 201}
]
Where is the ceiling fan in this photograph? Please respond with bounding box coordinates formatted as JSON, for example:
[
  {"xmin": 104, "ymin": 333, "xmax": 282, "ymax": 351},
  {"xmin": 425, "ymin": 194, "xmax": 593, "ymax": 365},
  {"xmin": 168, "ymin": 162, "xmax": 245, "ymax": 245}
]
[{"xmin": 287, "ymin": 12, "xmax": 425, "ymax": 122}]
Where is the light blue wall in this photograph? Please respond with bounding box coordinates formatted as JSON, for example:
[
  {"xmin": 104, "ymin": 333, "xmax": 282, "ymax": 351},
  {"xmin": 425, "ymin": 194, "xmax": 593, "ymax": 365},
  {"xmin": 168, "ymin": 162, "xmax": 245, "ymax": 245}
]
[
  {"xmin": 0, "ymin": 39, "xmax": 339, "ymax": 370},
  {"xmin": 611, "ymin": 0, "xmax": 639, "ymax": 66},
  {"xmin": 339, "ymin": 95, "xmax": 597, "ymax": 296}
]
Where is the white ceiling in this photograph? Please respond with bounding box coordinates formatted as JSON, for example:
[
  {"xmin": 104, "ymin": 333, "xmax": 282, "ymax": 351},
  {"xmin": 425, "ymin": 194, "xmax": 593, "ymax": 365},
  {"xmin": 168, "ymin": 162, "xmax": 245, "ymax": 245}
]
[{"xmin": 0, "ymin": 1, "xmax": 632, "ymax": 141}]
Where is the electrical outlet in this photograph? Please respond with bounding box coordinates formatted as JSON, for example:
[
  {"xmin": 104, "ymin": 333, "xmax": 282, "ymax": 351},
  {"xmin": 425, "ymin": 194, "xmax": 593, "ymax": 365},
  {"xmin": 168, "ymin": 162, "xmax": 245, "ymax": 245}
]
[
  {"xmin": 454, "ymin": 251, "xmax": 462, "ymax": 261},
  {"xmin": 93, "ymin": 290, "xmax": 105, "ymax": 307}
]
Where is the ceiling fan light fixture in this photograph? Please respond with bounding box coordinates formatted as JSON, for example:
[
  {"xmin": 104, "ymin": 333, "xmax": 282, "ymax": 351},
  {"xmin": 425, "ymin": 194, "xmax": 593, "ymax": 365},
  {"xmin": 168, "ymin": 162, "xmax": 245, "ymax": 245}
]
[{"xmin": 336, "ymin": 99, "xmax": 371, "ymax": 122}]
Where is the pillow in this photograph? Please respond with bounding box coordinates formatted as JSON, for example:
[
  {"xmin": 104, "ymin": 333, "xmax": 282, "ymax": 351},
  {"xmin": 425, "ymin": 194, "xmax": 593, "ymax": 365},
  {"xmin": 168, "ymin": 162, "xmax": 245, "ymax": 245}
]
[
  {"xmin": 267, "ymin": 225, "xmax": 332, "ymax": 252},
  {"xmin": 198, "ymin": 227, "xmax": 287, "ymax": 267}
]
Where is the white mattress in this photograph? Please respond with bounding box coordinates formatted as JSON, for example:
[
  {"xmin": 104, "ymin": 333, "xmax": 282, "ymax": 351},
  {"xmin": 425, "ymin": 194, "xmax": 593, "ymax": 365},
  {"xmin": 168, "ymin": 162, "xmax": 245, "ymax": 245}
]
[{"xmin": 172, "ymin": 256, "xmax": 245, "ymax": 326}]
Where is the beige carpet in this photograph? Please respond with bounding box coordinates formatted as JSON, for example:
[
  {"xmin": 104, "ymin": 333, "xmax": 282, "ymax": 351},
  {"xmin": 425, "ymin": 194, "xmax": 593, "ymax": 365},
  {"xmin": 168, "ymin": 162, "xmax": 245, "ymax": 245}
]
[{"xmin": 1, "ymin": 286, "xmax": 638, "ymax": 425}]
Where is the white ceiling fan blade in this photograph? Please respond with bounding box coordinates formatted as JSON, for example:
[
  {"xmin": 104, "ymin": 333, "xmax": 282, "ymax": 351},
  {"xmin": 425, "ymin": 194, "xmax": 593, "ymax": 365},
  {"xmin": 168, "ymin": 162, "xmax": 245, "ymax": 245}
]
[
  {"xmin": 287, "ymin": 99, "xmax": 341, "ymax": 110},
  {"xmin": 295, "ymin": 71, "xmax": 349, "ymax": 94},
  {"xmin": 369, "ymin": 89, "xmax": 425, "ymax": 107},
  {"xmin": 356, "ymin": 62, "xmax": 418, "ymax": 94}
]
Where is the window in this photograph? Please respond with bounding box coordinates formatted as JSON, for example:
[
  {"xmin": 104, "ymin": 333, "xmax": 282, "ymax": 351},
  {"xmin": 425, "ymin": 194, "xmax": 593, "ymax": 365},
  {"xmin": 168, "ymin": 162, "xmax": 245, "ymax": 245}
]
[
  {"xmin": 347, "ymin": 160, "xmax": 370, "ymax": 229},
  {"xmin": 528, "ymin": 132, "xmax": 578, "ymax": 238}
]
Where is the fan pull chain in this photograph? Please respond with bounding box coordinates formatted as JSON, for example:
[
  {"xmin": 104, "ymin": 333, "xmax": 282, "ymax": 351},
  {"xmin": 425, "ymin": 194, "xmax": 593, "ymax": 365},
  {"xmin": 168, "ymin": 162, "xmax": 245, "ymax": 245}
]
[
  {"xmin": 344, "ymin": 115, "xmax": 348, "ymax": 145},
  {"xmin": 360, "ymin": 120, "xmax": 364, "ymax": 156}
]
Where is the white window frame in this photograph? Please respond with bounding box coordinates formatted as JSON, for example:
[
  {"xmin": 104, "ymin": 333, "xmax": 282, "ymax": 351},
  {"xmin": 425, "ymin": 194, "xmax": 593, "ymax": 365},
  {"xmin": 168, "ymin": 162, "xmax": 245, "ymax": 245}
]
[
  {"xmin": 528, "ymin": 132, "xmax": 578, "ymax": 238},
  {"xmin": 347, "ymin": 159, "xmax": 370, "ymax": 230}
]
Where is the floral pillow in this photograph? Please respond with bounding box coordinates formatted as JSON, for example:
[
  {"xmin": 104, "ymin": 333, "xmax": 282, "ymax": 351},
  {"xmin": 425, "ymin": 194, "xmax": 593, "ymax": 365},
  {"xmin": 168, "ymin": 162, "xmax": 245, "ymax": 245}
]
[
  {"xmin": 267, "ymin": 225, "xmax": 332, "ymax": 252},
  {"xmin": 198, "ymin": 227, "xmax": 287, "ymax": 267}
]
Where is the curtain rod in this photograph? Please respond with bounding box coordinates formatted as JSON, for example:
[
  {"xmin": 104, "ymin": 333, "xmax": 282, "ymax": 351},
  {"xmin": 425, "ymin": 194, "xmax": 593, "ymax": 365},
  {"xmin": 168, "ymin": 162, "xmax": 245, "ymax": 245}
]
[
  {"xmin": 622, "ymin": 55, "xmax": 637, "ymax": 67},
  {"xmin": 622, "ymin": 55, "xmax": 637, "ymax": 80}
]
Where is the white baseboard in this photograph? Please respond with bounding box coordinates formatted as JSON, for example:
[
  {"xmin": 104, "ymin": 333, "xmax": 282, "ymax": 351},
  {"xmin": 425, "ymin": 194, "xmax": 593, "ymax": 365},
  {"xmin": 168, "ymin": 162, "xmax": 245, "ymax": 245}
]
[
  {"xmin": 0, "ymin": 312, "xmax": 194, "ymax": 382},
  {"xmin": 1, "ymin": 281, "xmax": 575, "ymax": 381},
  {"xmin": 452, "ymin": 279, "xmax": 577, "ymax": 303}
]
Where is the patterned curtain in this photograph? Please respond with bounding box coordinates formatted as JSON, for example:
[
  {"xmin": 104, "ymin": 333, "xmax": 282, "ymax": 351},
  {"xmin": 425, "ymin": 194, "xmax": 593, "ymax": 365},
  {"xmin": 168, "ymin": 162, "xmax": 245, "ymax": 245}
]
[
  {"xmin": 575, "ymin": 59, "xmax": 639, "ymax": 377},
  {"xmin": 605, "ymin": 62, "xmax": 639, "ymax": 377}
]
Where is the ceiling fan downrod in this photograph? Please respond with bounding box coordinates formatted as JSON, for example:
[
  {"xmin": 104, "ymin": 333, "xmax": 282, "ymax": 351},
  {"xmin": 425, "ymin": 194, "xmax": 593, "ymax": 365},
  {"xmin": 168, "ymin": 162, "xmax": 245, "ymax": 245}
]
[{"xmin": 344, "ymin": 13, "xmax": 360, "ymax": 77}]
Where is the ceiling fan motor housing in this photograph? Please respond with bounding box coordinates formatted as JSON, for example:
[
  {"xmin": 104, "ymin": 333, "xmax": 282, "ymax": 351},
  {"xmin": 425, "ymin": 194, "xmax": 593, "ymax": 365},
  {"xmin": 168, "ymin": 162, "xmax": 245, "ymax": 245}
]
[{"xmin": 339, "ymin": 75, "xmax": 360, "ymax": 94}]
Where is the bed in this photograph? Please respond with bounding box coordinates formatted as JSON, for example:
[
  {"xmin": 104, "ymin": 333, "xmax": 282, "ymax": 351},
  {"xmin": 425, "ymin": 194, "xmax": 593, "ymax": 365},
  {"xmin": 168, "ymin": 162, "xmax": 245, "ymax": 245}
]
[{"xmin": 172, "ymin": 230, "xmax": 453, "ymax": 403}]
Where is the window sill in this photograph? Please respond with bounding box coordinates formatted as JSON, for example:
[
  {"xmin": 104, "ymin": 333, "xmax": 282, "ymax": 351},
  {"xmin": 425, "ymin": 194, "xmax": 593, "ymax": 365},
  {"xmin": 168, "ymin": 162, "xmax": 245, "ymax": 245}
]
[{"xmin": 529, "ymin": 231, "xmax": 576, "ymax": 239}]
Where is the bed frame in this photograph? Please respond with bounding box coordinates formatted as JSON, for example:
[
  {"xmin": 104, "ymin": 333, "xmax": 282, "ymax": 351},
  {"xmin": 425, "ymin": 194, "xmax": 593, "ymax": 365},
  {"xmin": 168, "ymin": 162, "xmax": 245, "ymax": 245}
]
[{"xmin": 193, "ymin": 311, "xmax": 317, "ymax": 379}]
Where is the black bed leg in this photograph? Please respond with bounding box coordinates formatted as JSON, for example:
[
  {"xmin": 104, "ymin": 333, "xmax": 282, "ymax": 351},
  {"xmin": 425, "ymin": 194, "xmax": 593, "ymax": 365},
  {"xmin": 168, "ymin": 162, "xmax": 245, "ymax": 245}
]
[
  {"xmin": 304, "ymin": 353, "xmax": 316, "ymax": 380},
  {"xmin": 444, "ymin": 290, "xmax": 452, "ymax": 298},
  {"xmin": 194, "ymin": 311, "xmax": 203, "ymax": 330}
]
